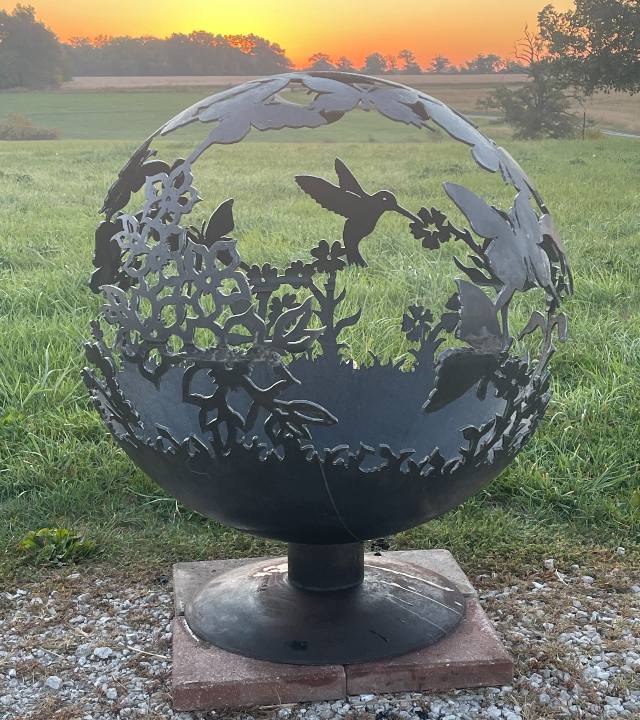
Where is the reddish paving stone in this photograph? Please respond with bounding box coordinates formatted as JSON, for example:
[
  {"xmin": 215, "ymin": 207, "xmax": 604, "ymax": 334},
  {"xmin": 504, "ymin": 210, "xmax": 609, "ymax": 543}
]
[
  {"xmin": 172, "ymin": 617, "xmax": 346, "ymax": 710},
  {"xmin": 172, "ymin": 551, "xmax": 511, "ymax": 709},
  {"xmin": 345, "ymin": 598, "xmax": 513, "ymax": 696}
]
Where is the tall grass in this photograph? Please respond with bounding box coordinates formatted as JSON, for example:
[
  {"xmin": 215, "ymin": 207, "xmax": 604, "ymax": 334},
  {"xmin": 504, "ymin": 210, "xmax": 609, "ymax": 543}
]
[{"xmin": 0, "ymin": 120, "xmax": 638, "ymax": 578}]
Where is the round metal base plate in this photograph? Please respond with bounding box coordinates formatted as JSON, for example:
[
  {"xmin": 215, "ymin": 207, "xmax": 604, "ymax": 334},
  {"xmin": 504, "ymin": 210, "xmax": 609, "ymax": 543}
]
[{"xmin": 184, "ymin": 555, "xmax": 466, "ymax": 665}]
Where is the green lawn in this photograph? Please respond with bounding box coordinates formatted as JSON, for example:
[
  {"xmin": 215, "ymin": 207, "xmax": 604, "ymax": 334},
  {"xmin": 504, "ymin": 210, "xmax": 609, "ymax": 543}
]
[
  {"xmin": 0, "ymin": 89, "xmax": 214, "ymax": 140},
  {"xmin": 0, "ymin": 92, "xmax": 638, "ymax": 581},
  {"xmin": 1, "ymin": 87, "xmax": 493, "ymax": 143}
]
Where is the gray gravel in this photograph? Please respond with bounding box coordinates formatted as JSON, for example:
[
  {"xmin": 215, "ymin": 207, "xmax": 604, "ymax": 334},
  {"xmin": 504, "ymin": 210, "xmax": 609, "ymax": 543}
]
[{"xmin": 0, "ymin": 559, "xmax": 638, "ymax": 719}]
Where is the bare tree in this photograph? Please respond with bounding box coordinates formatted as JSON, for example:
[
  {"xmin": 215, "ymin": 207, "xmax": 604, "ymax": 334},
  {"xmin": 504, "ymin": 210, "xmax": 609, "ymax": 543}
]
[{"xmin": 515, "ymin": 26, "xmax": 544, "ymax": 66}]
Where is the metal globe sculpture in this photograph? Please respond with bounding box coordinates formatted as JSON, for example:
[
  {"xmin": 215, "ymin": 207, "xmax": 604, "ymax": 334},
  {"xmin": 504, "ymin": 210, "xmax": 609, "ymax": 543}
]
[{"xmin": 84, "ymin": 72, "xmax": 571, "ymax": 665}]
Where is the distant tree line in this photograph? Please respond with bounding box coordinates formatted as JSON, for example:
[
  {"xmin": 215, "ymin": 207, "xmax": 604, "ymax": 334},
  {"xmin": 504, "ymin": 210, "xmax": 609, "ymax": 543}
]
[
  {"xmin": 306, "ymin": 50, "xmax": 527, "ymax": 74},
  {"xmin": 0, "ymin": 5, "xmax": 530, "ymax": 89},
  {"xmin": 65, "ymin": 33, "xmax": 292, "ymax": 76},
  {"xmin": 0, "ymin": 5, "xmax": 291, "ymax": 86},
  {"xmin": 1, "ymin": 0, "xmax": 637, "ymax": 111}
]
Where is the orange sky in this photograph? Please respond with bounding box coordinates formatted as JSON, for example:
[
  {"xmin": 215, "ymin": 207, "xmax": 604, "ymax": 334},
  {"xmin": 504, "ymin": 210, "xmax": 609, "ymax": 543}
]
[{"xmin": 1, "ymin": 0, "xmax": 573, "ymax": 67}]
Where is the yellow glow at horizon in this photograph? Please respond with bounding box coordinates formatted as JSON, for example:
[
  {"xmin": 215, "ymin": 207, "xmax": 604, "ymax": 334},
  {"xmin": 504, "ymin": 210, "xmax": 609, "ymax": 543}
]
[{"xmin": 0, "ymin": 0, "xmax": 574, "ymax": 67}]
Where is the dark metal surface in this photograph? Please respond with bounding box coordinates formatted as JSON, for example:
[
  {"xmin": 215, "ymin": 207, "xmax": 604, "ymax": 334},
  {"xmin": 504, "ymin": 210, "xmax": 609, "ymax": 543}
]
[
  {"xmin": 287, "ymin": 542, "xmax": 364, "ymax": 591},
  {"xmin": 84, "ymin": 74, "xmax": 571, "ymax": 542},
  {"xmin": 185, "ymin": 553, "xmax": 465, "ymax": 665},
  {"xmin": 85, "ymin": 73, "xmax": 571, "ymax": 543},
  {"xmin": 83, "ymin": 71, "xmax": 571, "ymax": 663}
]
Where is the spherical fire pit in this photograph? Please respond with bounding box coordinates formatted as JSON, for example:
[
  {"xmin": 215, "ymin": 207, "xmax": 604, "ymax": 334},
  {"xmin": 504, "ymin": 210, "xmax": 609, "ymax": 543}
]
[{"xmin": 84, "ymin": 72, "xmax": 571, "ymax": 665}]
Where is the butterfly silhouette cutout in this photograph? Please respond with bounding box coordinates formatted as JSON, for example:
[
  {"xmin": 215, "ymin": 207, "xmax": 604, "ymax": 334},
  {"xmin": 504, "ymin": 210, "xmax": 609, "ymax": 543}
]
[{"xmin": 188, "ymin": 198, "xmax": 236, "ymax": 268}]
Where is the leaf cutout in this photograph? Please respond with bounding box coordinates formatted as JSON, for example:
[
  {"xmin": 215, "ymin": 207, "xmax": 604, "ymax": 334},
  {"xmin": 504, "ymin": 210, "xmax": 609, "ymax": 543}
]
[
  {"xmin": 269, "ymin": 296, "xmax": 323, "ymax": 352},
  {"xmin": 276, "ymin": 399, "xmax": 338, "ymax": 426},
  {"xmin": 456, "ymin": 280, "xmax": 503, "ymax": 353},
  {"xmin": 518, "ymin": 311, "xmax": 547, "ymax": 340},
  {"xmin": 101, "ymin": 284, "xmax": 133, "ymax": 325},
  {"xmin": 453, "ymin": 256, "xmax": 496, "ymax": 287},
  {"xmin": 204, "ymin": 199, "xmax": 234, "ymax": 245},
  {"xmin": 423, "ymin": 348, "xmax": 500, "ymax": 414},
  {"xmin": 334, "ymin": 309, "xmax": 362, "ymax": 336},
  {"xmin": 222, "ymin": 305, "xmax": 267, "ymax": 346}
]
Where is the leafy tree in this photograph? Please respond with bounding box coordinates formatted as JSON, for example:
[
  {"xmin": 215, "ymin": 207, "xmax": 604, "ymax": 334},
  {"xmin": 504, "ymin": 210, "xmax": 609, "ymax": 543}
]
[
  {"xmin": 165, "ymin": 33, "xmax": 235, "ymax": 74},
  {"xmin": 0, "ymin": 4, "xmax": 68, "ymax": 88},
  {"xmin": 307, "ymin": 52, "xmax": 335, "ymax": 70},
  {"xmin": 385, "ymin": 54, "xmax": 399, "ymax": 73},
  {"xmin": 481, "ymin": 28, "xmax": 577, "ymax": 138},
  {"xmin": 335, "ymin": 56, "xmax": 356, "ymax": 72},
  {"xmin": 502, "ymin": 59, "xmax": 527, "ymax": 74},
  {"xmin": 65, "ymin": 32, "xmax": 293, "ymax": 76},
  {"xmin": 461, "ymin": 53, "xmax": 504, "ymax": 73},
  {"xmin": 539, "ymin": 0, "xmax": 640, "ymax": 93},
  {"xmin": 362, "ymin": 52, "xmax": 388, "ymax": 74},
  {"xmin": 398, "ymin": 49, "xmax": 421, "ymax": 73},
  {"xmin": 218, "ymin": 34, "xmax": 292, "ymax": 74},
  {"xmin": 428, "ymin": 55, "xmax": 455, "ymax": 73}
]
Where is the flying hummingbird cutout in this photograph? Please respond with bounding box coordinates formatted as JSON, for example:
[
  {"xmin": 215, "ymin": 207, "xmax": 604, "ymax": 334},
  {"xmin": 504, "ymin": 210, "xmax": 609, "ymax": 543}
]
[{"xmin": 295, "ymin": 158, "xmax": 419, "ymax": 266}]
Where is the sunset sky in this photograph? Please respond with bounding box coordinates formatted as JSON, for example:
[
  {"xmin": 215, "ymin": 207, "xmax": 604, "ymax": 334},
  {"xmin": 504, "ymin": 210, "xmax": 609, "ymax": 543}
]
[{"xmin": 1, "ymin": 0, "xmax": 573, "ymax": 67}]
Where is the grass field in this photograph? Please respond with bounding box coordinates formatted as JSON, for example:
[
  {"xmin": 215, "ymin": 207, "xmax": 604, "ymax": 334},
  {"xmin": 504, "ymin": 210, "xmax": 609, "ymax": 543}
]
[
  {"xmin": 3, "ymin": 74, "xmax": 639, "ymax": 136},
  {"xmin": 0, "ymin": 89, "xmax": 639, "ymax": 583},
  {"xmin": 0, "ymin": 89, "xmax": 506, "ymax": 142}
]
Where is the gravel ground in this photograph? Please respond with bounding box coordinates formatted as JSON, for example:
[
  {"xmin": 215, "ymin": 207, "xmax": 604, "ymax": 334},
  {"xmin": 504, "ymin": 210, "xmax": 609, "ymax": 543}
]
[{"xmin": 1, "ymin": 556, "xmax": 638, "ymax": 720}]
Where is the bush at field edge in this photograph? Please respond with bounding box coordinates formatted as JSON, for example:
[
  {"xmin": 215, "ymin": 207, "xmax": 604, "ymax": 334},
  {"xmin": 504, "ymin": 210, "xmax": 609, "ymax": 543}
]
[{"xmin": 0, "ymin": 112, "xmax": 59, "ymax": 140}]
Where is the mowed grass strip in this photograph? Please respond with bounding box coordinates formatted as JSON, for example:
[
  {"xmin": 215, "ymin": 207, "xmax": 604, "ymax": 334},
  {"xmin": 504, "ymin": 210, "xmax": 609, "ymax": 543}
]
[{"xmin": 0, "ymin": 116, "xmax": 639, "ymax": 580}]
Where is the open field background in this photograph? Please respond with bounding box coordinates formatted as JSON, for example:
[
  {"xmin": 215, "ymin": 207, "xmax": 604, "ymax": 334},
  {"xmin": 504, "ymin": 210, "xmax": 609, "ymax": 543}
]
[
  {"xmin": 59, "ymin": 73, "xmax": 532, "ymax": 90},
  {"xmin": 0, "ymin": 83, "xmax": 639, "ymax": 583},
  {"xmin": 3, "ymin": 74, "xmax": 638, "ymax": 135}
]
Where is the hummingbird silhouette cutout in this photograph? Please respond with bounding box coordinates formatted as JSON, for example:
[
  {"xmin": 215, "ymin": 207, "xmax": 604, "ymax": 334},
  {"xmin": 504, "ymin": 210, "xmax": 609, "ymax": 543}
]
[{"xmin": 295, "ymin": 158, "xmax": 419, "ymax": 266}]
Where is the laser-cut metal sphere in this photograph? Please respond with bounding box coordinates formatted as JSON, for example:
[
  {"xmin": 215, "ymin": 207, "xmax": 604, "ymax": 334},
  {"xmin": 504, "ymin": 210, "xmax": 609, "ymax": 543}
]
[{"xmin": 84, "ymin": 72, "xmax": 571, "ymax": 665}]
